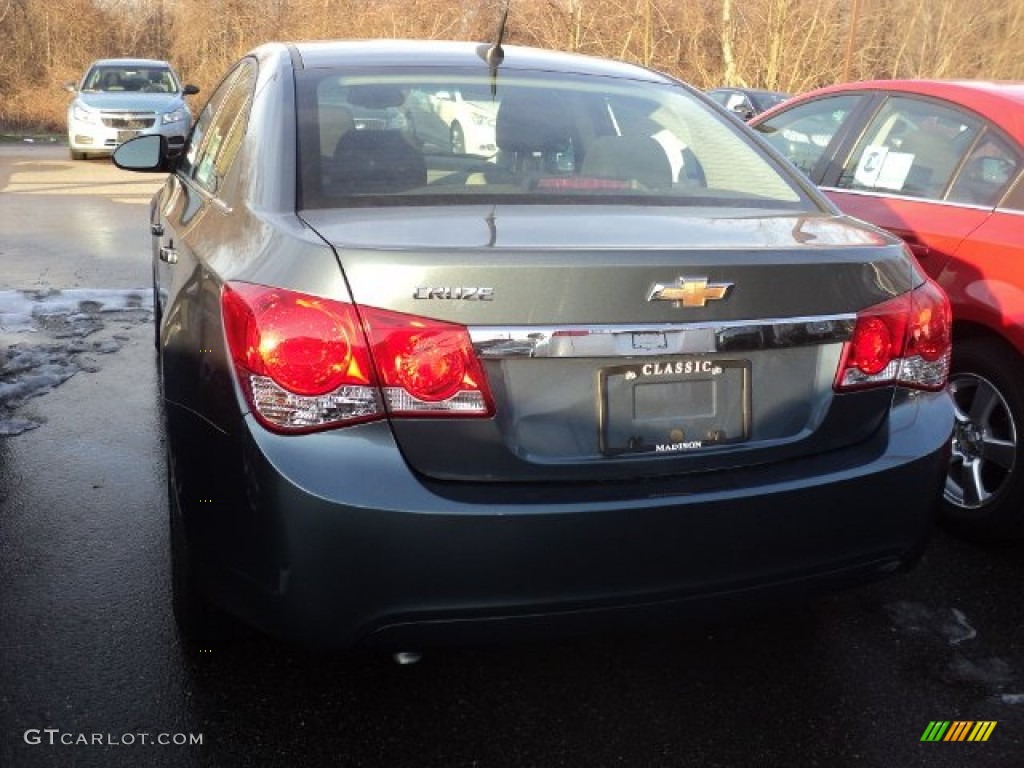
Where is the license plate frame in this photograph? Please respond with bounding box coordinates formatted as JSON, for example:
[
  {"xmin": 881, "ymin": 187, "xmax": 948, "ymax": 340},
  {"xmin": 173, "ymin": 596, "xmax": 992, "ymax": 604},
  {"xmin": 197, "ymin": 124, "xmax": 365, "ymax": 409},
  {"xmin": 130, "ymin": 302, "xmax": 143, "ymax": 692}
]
[{"xmin": 598, "ymin": 357, "xmax": 751, "ymax": 456}]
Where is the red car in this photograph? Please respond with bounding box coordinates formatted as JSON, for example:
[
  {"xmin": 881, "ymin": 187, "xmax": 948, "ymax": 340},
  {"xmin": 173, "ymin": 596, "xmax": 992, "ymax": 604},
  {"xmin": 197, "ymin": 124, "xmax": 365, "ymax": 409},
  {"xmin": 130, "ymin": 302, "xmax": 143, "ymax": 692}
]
[{"xmin": 751, "ymin": 80, "xmax": 1024, "ymax": 541}]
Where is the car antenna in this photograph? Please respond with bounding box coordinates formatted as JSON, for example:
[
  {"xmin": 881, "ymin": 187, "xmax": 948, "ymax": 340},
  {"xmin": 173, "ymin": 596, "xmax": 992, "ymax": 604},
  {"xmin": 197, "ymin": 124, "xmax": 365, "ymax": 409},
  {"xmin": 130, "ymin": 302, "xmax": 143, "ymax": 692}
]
[
  {"xmin": 486, "ymin": 0, "xmax": 510, "ymax": 68},
  {"xmin": 485, "ymin": 0, "xmax": 510, "ymax": 97}
]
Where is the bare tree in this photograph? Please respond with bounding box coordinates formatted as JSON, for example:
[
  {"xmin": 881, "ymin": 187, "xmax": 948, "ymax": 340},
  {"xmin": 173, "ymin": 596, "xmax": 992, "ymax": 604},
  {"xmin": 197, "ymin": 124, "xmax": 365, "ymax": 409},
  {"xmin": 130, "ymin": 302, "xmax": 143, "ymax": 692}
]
[
  {"xmin": 5, "ymin": 0, "xmax": 1024, "ymax": 132},
  {"xmin": 720, "ymin": 0, "xmax": 737, "ymax": 85}
]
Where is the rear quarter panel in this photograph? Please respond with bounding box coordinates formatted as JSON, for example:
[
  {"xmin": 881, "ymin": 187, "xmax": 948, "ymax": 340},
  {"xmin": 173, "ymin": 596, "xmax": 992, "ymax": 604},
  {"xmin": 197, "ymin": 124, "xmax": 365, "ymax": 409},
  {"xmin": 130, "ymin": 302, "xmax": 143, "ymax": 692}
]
[
  {"xmin": 823, "ymin": 190, "xmax": 989, "ymax": 275},
  {"xmin": 938, "ymin": 208, "xmax": 1024, "ymax": 355}
]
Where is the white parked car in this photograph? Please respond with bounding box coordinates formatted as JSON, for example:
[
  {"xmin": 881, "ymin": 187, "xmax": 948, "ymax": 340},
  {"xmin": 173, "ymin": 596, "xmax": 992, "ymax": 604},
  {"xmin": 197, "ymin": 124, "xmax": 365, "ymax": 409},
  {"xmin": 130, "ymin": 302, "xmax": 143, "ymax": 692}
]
[
  {"xmin": 65, "ymin": 58, "xmax": 199, "ymax": 161},
  {"xmin": 428, "ymin": 85, "xmax": 499, "ymax": 156}
]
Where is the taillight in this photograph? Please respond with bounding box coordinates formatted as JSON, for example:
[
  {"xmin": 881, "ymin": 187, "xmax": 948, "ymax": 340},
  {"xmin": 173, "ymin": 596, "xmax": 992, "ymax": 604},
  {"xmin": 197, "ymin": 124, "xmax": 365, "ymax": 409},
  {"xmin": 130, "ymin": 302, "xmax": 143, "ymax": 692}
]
[
  {"xmin": 221, "ymin": 283, "xmax": 493, "ymax": 432},
  {"xmin": 222, "ymin": 283, "xmax": 382, "ymax": 431},
  {"xmin": 835, "ymin": 279, "xmax": 951, "ymax": 392},
  {"xmin": 361, "ymin": 306, "xmax": 494, "ymax": 417}
]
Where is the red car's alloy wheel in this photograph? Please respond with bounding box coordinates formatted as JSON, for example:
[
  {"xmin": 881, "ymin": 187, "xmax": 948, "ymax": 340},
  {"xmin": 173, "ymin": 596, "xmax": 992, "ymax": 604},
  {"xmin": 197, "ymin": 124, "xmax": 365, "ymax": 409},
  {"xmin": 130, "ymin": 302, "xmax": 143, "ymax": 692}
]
[{"xmin": 942, "ymin": 338, "xmax": 1024, "ymax": 540}]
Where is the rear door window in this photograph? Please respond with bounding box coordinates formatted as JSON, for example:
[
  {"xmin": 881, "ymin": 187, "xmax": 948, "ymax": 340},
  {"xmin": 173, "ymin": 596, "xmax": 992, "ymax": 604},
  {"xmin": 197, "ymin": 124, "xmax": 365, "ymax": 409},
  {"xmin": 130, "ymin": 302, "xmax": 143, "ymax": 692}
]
[
  {"xmin": 836, "ymin": 96, "xmax": 980, "ymax": 200},
  {"xmin": 947, "ymin": 131, "xmax": 1020, "ymax": 207},
  {"xmin": 1003, "ymin": 175, "xmax": 1024, "ymax": 212}
]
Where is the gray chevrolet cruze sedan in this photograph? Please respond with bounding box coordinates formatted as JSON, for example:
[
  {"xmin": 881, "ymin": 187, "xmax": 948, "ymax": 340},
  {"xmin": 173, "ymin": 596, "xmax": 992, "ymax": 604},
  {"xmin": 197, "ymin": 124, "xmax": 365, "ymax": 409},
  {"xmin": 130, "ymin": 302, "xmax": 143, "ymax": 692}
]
[{"xmin": 114, "ymin": 40, "xmax": 954, "ymax": 651}]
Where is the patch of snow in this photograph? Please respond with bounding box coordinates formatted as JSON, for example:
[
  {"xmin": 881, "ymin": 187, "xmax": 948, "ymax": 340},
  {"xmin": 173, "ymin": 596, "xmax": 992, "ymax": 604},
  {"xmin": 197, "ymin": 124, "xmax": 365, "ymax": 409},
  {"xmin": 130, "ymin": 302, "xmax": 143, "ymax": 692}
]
[
  {"xmin": 0, "ymin": 288, "xmax": 153, "ymax": 436},
  {"xmin": 0, "ymin": 288, "xmax": 151, "ymax": 333},
  {"xmin": 886, "ymin": 602, "xmax": 980, "ymax": 646},
  {"xmin": 0, "ymin": 417, "xmax": 41, "ymax": 435}
]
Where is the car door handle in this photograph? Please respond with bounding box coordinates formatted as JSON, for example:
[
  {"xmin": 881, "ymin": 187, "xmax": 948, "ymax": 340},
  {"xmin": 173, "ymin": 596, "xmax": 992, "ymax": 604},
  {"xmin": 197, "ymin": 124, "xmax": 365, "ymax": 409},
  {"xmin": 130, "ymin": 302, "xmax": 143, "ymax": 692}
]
[
  {"xmin": 892, "ymin": 231, "xmax": 930, "ymax": 260},
  {"xmin": 906, "ymin": 241, "xmax": 930, "ymax": 259},
  {"xmin": 159, "ymin": 245, "xmax": 178, "ymax": 264}
]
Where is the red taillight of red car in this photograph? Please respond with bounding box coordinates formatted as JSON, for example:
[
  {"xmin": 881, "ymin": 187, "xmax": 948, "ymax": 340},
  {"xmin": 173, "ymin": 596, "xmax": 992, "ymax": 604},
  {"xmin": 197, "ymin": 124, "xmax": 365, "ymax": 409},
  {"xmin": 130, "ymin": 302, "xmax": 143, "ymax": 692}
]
[
  {"xmin": 835, "ymin": 279, "xmax": 951, "ymax": 392},
  {"xmin": 222, "ymin": 283, "xmax": 493, "ymax": 432}
]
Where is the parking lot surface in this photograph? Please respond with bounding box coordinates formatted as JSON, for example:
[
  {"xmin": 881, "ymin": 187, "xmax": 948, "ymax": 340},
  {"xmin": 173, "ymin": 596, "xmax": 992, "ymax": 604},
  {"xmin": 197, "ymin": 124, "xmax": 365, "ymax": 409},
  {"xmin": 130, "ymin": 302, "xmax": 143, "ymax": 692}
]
[{"xmin": 1, "ymin": 145, "xmax": 1023, "ymax": 768}]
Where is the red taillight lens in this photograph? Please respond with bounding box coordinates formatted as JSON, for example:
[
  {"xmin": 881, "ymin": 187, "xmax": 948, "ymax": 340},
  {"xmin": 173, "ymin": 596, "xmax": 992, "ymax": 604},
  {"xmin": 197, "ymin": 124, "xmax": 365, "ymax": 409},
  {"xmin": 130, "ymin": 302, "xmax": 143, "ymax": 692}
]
[
  {"xmin": 222, "ymin": 283, "xmax": 493, "ymax": 431},
  {"xmin": 222, "ymin": 283, "xmax": 382, "ymax": 431},
  {"xmin": 849, "ymin": 314, "xmax": 902, "ymax": 376},
  {"xmin": 362, "ymin": 307, "xmax": 494, "ymax": 416},
  {"xmin": 223, "ymin": 283, "xmax": 374, "ymax": 394},
  {"xmin": 906, "ymin": 279, "xmax": 952, "ymax": 363},
  {"xmin": 835, "ymin": 279, "xmax": 951, "ymax": 392},
  {"xmin": 393, "ymin": 333, "xmax": 467, "ymax": 401}
]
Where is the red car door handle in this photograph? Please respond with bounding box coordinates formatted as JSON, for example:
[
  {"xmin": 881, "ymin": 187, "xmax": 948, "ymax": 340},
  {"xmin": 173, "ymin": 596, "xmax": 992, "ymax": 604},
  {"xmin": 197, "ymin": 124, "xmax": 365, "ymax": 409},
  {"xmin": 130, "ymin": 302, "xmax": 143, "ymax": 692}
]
[
  {"xmin": 907, "ymin": 241, "xmax": 930, "ymax": 258},
  {"xmin": 894, "ymin": 233, "xmax": 931, "ymax": 259}
]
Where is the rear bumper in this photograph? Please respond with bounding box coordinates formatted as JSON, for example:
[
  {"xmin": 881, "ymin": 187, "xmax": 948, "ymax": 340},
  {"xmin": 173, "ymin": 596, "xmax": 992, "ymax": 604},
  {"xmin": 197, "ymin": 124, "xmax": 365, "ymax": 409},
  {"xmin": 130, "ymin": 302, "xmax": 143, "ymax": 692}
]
[{"xmin": 184, "ymin": 390, "xmax": 952, "ymax": 650}]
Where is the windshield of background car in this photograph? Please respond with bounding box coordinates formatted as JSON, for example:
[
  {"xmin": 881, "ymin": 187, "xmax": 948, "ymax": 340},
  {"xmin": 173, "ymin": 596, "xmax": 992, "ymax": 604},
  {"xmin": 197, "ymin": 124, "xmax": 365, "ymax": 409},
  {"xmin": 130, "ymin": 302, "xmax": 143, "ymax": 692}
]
[
  {"xmin": 295, "ymin": 69, "xmax": 811, "ymax": 210},
  {"xmin": 82, "ymin": 65, "xmax": 179, "ymax": 94},
  {"xmin": 751, "ymin": 92, "xmax": 789, "ymax": 112}
]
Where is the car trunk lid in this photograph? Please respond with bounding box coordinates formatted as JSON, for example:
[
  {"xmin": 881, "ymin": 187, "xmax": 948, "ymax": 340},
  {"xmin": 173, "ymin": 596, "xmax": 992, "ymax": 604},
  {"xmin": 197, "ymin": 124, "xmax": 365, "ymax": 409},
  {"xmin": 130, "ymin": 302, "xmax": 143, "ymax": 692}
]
[{"xmin": 301, "ymin": 205, "xmax": 916, "ymax": 483}]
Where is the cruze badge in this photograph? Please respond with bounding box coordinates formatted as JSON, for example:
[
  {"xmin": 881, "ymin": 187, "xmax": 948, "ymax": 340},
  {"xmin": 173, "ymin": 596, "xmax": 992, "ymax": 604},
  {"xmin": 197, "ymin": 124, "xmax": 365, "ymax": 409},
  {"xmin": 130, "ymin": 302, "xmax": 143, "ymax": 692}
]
[
  {"xmin": 648, "ymin": 277, "xmax": 733, "ymax": 308},
  {"xmin": 413, "ymin": 286, "xmax": 494, "ymax": 301}
]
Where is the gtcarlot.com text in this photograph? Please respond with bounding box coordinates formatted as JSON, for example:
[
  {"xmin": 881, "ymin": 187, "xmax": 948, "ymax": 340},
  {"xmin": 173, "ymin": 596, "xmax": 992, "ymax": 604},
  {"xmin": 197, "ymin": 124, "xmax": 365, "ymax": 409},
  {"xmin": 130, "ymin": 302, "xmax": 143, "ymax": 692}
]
[{"xmin": 24, "ymin": 728, "xmax": 203, "ymax": 746}]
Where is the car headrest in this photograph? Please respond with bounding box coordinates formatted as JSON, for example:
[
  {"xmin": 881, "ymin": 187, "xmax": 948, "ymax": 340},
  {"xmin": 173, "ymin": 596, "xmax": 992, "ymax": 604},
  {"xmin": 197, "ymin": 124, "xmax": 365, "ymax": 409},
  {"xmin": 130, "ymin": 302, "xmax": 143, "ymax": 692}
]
[
  {"xmin": 347, "ymin": 84, "xmax": 406, "ymax": 110},
  {"xmin": 582, "ymin": 136, "xmax": 673, "ymax": 190},
  {"xmin": 495, "ymin": 89, "xmax": 573, "ymax": 154},
  {"xmin": 331, "ymin": 130, "xmax": 426, "ymax": 194}
]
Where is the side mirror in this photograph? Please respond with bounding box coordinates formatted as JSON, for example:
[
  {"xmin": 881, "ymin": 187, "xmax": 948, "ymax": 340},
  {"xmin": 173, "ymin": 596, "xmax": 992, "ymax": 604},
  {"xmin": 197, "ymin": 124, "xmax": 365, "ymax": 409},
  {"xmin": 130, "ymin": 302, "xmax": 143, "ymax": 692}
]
[
  {"xmin": 183, "ymin": 84, "xmax": 201, "ymax": 96},
  {"xmin": 113, "ymin": 134, "xmax": 173, "ymax": 173},
  {"xmin": 64, "ymin": 82, "xmax": 77, "ymax": 93},
  {"xmin": 731, "ymin": 103, "xmax": 755, "ymax": 121}
]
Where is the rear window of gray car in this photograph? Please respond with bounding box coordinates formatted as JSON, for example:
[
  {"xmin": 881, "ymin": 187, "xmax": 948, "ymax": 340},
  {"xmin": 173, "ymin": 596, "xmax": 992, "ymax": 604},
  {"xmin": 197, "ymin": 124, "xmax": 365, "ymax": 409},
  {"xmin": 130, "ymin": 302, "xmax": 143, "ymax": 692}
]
[{"xmin": 295, "ymin": 69, "xmax": 810, "ymax": 210}]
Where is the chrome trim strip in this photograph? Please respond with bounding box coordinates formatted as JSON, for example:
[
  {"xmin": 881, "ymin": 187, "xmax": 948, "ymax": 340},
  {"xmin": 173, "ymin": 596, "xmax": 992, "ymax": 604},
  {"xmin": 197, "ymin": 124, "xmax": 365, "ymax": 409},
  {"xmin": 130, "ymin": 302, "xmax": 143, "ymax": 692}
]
[
  {"xmin": 471, "ymin": 315, "xmax": 856, "ymax": 358},
  {"xmin": 820, "ymin": 185, "xmax": 998, "ymax": 213}
]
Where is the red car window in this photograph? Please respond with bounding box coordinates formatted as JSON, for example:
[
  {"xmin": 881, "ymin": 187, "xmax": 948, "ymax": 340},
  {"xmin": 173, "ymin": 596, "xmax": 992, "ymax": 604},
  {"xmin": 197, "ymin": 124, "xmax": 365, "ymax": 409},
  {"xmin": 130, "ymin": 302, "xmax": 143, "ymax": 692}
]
[
  {"xmin": 948, "ymin": 132, "xmax": 1020, "ymax": 207},
  {"xmin": 754, "ymin": 94, "xmax": 861, "ymax": 177},
  {"xmin": 836, "ymin": 96, "xmax": 980, "ymax": 201}
]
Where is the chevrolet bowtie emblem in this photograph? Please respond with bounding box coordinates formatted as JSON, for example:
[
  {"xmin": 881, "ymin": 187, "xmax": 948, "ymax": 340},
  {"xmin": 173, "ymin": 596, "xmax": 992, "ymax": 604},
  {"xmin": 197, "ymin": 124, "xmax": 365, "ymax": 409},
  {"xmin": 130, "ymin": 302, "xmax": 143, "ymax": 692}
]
[{"xmin": 648, "ymin": 277, "xmax": 733, "ymax": 308}]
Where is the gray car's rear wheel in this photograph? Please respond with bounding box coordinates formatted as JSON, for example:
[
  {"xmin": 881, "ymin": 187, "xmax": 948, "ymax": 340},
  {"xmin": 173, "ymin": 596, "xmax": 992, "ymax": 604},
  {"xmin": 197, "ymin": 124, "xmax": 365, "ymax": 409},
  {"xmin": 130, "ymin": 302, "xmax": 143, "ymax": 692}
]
[
  {"xmin": 940, "ymin": 337, "xmax": 1024, "ymax": 541},
  {"xmin": 167, "ymin": 454, "xmax": 233, "ymax": 648}
]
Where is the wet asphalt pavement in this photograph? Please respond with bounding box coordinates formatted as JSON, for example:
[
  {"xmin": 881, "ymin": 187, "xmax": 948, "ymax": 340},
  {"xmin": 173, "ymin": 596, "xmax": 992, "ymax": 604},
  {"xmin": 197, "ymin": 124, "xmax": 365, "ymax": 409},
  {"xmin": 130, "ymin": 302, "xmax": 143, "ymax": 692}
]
[{"xmin": 2, "ymin": 145, "xmax": 1024, "ymax": 768}]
